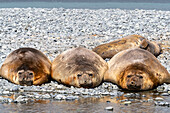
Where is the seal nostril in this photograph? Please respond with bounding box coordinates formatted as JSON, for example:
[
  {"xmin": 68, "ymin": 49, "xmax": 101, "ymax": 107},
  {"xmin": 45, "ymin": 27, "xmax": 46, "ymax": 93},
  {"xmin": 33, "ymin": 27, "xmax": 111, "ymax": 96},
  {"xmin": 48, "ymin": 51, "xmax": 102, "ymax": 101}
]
[
  {"xmin": 18, "ymin": 72, "xmax": 22, "ymax": 75},
  {"xmin": 29, "ymin": 73, "xmax": 33, "ymax": 76},
  {"xmin": 139, "ymin": 76, "xmax": 143, "ymax": 79},
  {"xmin": 77, "ymin": 74, "xmax": 82, "ymax": 77},
  {"xmin": 127, "ymin": 75, "xmax": 132, "ymax": 78},
  {"xmin": 89, "ymin": 74, "xmax": 93, "ymax": 77}
]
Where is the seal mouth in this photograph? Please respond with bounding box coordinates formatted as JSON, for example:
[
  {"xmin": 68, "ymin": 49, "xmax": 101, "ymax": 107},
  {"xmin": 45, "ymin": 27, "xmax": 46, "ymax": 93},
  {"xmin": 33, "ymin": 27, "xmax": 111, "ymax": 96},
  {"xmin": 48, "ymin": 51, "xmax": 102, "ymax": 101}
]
[
  {"xmin": 80, "ymin": 83, "xmax": 93, "ymax": 88},
  {"xmin": 19, "ymin": 81, "xmax": 33, "ymax": 86},
  {"xmin": 127, "ymin": 85, "xmax": 141, "ymax": 90}
]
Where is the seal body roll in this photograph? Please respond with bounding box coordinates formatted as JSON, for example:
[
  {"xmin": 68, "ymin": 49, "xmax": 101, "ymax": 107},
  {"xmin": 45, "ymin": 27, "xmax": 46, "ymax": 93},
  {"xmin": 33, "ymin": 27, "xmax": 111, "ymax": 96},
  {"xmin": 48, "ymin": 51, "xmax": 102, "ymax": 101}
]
[
  {"xmin": 93, "ymin": 35, "xmax": 162, "ymax": 59},
  {"xmin": 0, "ymin": 48, "xmax": 51, "ymax": 86},
  {"xmin": 104, "ymin": 48, "xmax": 169, "ymax": 91},
  {"xmin": 52, "ymin": 47, "xmax": 108, "ymax": 88}
]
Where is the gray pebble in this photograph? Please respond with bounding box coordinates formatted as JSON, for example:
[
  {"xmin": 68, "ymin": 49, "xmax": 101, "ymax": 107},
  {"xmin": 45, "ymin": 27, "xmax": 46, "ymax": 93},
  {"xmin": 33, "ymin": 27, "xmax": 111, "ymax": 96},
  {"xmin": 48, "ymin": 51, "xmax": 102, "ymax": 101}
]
[
  {"xmin": 121, "ymin": 101, "xmax": 132, "ymax": 105},
  {"xmin": 14, "ymin": 95, "xmax": 26, "ymax": 103},
  {"xmin": 10, "ymin": 86, "xmax": 19, "ymax": 92},
  {"xmin": 54, "ymin": 94, "xmax": 66, "ymax": 100},
  {"xmin": 124, "ymin": 93, "xmax": 135, "ymax": 97},
  {"xmin": 161, "ymin": 93, "xmax": 169, "ymax": 96},
  {"xmin": 2, "ymin": 91, "xmax": 10, "ymax": 95},
  {"xmin": 41, "ymin": 94, "xmax": 51, "ymax": 99},
  {"xmin": 105, "ymin": 106, "xmax": 114, "ymax": 111},
  {"xmin": 155, "ymin": 97, "xmax": 164, "ymax": 101},
  {"xmin": 66, "ymin": 96, "xmax": 79, "ymax": 101}
]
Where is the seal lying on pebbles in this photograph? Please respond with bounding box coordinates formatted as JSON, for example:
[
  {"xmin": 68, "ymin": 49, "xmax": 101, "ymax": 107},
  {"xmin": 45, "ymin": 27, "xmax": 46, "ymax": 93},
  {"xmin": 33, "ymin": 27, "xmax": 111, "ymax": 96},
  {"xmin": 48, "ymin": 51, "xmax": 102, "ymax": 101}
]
[
  {"xmin": 92, "ymin": 35, "xmax": 162, "ymax": 59},
  {"xmin": 52, "ymin": 47, "xmax": 108, "ymax": 88},
  {"xmin": 104, "ymin": 48, "xmax": 170, "ymax": 91},
  {"xmin": 0, "ymin": 48, "xmax": 51, "ymax": 86}
]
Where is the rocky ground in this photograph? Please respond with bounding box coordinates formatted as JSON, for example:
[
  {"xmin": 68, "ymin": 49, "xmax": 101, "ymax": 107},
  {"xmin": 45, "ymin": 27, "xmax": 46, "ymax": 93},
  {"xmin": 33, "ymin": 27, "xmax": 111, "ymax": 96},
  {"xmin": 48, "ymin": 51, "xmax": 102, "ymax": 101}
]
[{"xmin": 0, "ymin": 8, "xmax": 169, "ymax": 107}]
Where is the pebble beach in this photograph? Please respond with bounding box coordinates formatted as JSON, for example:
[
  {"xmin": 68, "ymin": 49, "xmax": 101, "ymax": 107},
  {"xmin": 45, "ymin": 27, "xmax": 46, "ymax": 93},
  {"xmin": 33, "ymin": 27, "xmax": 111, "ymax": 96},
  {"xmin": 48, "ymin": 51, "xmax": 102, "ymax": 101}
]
[{"xmin": 0, "ymin": 8, "xmax": 169, "ymax": 111}]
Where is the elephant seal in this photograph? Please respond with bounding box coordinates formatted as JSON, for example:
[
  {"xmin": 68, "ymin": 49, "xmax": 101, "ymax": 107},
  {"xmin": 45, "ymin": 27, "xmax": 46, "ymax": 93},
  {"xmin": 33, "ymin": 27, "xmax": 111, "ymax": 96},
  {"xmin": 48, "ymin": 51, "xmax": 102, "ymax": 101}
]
[
  {"xmin": 0, "ymin": 48, "xmax": 51, "ymax": 86},
  {"xmin": 52, "ymin": 47, "xmax": 108, "ymax": 88},
  {"xmin": 104, "ymin": 48, "xmax": 170, "ymax": 90},
  {"xmin": 92, "ymin": 35, "xmax": 162, "ymax": 59}
]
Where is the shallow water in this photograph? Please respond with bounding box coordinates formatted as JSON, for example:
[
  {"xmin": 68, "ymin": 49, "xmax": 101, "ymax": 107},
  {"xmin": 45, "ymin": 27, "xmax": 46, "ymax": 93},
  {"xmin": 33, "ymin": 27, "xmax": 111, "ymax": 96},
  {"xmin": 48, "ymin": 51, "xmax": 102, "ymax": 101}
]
[
  {"xmin": 1, "ymin": 90, "xmax": 170, "ymax": 113},
  {"xmin": 0, "ymin": 2, "xmax": 170, "ymax": 10}
]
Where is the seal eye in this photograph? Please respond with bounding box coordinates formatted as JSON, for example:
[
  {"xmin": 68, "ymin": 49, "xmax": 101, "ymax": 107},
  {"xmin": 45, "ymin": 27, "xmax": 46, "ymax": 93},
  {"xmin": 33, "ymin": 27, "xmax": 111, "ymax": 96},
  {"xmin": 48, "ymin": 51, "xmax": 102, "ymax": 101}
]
[
  {"xmin": 29, "ymin": 72, "xmax": 33, "ymax": 76},
  {"xmin": 77, "ymin": 74, "xmax": 82, "ymax": 77},
  {"xmin": 89, "ymin": 74, "xmax": 93, "ymax": 77},
  {"xmin": 139, "ymin": 76, "xmax": 143, "ymax": 79},
  {"xmin": 18, "ymin": 72, "xmax": 22, "ymax": 75},
  {"xmin": 127, "ymin": 75, "xmax": 132, "ymax": 78}
]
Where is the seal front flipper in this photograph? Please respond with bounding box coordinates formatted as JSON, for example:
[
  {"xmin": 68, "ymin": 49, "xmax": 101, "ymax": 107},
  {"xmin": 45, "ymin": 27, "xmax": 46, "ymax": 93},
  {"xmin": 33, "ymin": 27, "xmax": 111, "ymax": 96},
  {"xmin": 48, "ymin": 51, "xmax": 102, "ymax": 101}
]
[{"xmin": 104, "ymin": 69, "xmax": 117, "ymax": 84}]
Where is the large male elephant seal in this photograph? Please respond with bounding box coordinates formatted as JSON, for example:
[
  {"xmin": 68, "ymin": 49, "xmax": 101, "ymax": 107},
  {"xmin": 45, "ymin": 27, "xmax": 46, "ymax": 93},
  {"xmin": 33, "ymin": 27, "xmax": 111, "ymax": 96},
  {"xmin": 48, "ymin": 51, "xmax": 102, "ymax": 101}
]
[
  {"xmin": 52, "ymin": 47, "xmax": 108, "ymax": 88},
  {"xmin": 93, "ymin": 35, "xmax": 162, "ymax": 59},
  {"xmin": 104, "ymin": 48, "xmax": 170, "ymax": 91},
  {"xmin": 0, "ymin": 48, "xmax": 51, "ymax": 86}
]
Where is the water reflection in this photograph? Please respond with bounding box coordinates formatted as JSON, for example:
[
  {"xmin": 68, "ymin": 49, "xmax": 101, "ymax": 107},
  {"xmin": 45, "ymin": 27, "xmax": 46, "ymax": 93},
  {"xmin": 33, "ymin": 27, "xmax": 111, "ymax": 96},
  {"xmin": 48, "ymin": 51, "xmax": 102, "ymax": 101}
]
[{"xmin": 1, "ymin": 90, "xmax": 169, "ymax": 113}]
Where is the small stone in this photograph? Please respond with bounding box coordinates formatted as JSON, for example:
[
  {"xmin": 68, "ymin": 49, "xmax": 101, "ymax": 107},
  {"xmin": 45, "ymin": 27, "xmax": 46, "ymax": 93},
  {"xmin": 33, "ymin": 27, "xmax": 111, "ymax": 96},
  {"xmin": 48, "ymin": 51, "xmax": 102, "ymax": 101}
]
[
  {"xmin": 105, "ymin": 58, "xmax": 110, "ymax": 62},
  {"xmin": 2, "ymin": 91, "xmax": 10, "ymax": 95},
  {"xmin": 124, "ymin": 93, "xmax": 135, "ymax": 97},
  {"xmin": 75, "ymin": 92, "xmax": 81, "ymax": 95},
  {"xmin": 154, "ymin": 101, "xmax": 170, "ymax": 106},
  {"xmin": 106, "ymin": 100, "xmax": 110, "ymax": 103},
  {"xmin": 161, "ymin": 93, "xmax": 169, "ymax": 96},
  {"xmin": 109, "ymin": 92, "xmax": 115, "ymax": 96},
  {"xmin": 164, "ymin": 102, "xmax": 170, "ymax": 106},
  {"xmin": 122, "ymin": 101, "xmax": 132, "ymax": 105},
  {"xmin": 154, "ymin": 101, "xmax": 159, "ymax": 105},
  {"xmin": 147, "ymin": 99, "xmax": 154, "ymax": 102},
  {"xmin": 129, "ymin": 99, "xmax": 135, "ymax": 102},
  {"xmin": 120, "ymin": 99, "xmax": 128, "ymax": 102},
  {"xmin": 6, "ymin": 98, "xmax": 13, "ymax": 103},
  {"xmin": 54, "ymin": 94, "xmax": 66, "ymax": 100},
  {"xmin": 66, "ymin": 96, "xmax": 78, "ymax": 101},
  {"xmin": 155, "ymin": 97, "xmax": 164, "ymax": 101},
  {"xmin": 142, "ymin": 95, "xmax": 146, "ymax": 97},
  {"xmin": 14, "ymin": 96, "xmax": 26, "ymax": 103},
  {"xmin": 42, "ymin": 94, "xmax": 51, "ymax": 99},
  {"xmin": 102, "ymin": 92, "xmax": 110, "ymax": 95},
  {"xmin": 0, "ymin": 97, "xmax": 4, "ymax": 101},
  {"xmin": 105, "ymin": 106, "xmax": 113, "ymax": 111},
  {"xmin": 168, "ymin": 91, "xmax": 170, "ymax": 94},
  {"xmin": 10, "ymin": 86, "xmax": 19, "ymax": 92}
]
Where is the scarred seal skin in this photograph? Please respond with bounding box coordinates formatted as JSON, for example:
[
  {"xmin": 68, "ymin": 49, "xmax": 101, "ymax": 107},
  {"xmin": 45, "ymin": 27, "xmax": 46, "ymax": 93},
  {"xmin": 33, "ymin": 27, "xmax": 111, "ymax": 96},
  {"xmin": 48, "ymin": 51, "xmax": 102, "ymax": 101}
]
[
  {"xmin": 0, "ymin": 48, "xmax": 51, "ymax": 86},
  {"xmin": 104, "ymin": 48, "xmax": 170, "ymax": 91},
  {"xmin": 52, "ymin": 47, "xmax": 108, "ymax": 88},
  {"xmin": 92, "ymin": 35, "xmax": 162, "ymax": 59}
]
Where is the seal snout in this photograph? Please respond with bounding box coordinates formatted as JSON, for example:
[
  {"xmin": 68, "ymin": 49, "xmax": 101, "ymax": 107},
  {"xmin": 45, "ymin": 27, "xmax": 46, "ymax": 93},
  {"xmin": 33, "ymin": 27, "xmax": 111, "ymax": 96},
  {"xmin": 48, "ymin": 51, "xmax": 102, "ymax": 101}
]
[
  {"xmin": 18, "ymin": 70, "xmax": 34, "ymax": 86},
  {"xmin": 77, "ymin": 73, "xmax": 93, "ymax": 88},
  {"xmin": 127, "ymin": 75, "xmax": 143, "ymax": 90}
]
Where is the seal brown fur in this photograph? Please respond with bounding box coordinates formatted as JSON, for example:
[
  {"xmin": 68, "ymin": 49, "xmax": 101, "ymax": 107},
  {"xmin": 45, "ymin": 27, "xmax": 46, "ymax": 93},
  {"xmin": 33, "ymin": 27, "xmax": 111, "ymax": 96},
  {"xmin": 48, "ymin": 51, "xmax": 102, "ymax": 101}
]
[
  {"xmin": 104, "ymin": 48, "xmax": 169, "ymax": 90},
  {"xmin": 0, "ymin": 48, "xmax": 51, "ymax": 86},
  {"xmin": 52, "ymin": 47, "xmax": 108, "ymax": 88},
  {"xmin": 93, "ymin": 35, "xmax": 162, "ymax": 59}
]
